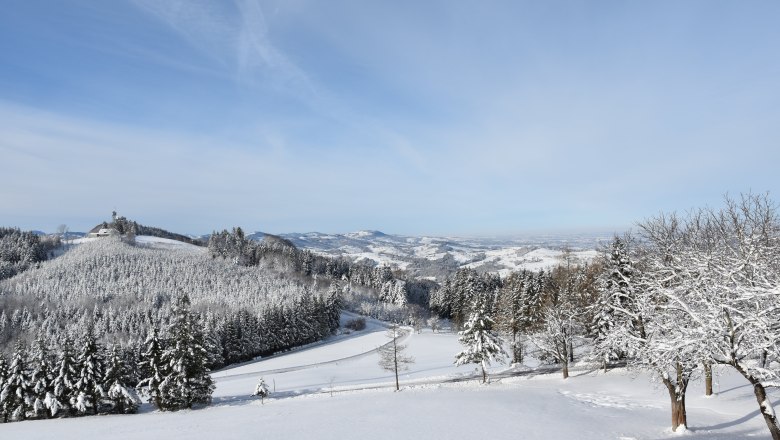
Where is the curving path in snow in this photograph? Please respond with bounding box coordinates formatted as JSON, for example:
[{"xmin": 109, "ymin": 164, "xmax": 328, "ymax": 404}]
[
  {"xmin": 211, "ymin": 312, "xmax": 478, "ymax": 403},
  {"xmin": 1, "ymin": 313, "xmax": 778, "ymax": 440}
]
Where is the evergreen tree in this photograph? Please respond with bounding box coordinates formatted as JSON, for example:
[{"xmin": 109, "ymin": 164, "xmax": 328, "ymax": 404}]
[
  {"xmin": 326, "ymin": 283, "xmax": 342, "ymax": 333},
  {"xmin": 496, "ymin": 272, "xmax": 527, "ymax": 364},
  {"xmin": 74, "ymin": 328, "xmax": 105, "ymax": 414},
  {"xmin": 455, "ymin": 295, "xmax": 506, "ymax": 383},
  {"xmin": 1, "ymin": 341, "xmax": 31, "ymax": 421},
  {"xmin": 0, "ymin": 354, "xmax": 9, "ymax": 422},
  {"xmin": 159, "ymin": 295, "xmax": 214, "ymax": 410},
  {"xmin": 103, "ymin": 344, "xmax": 140, "ymax": 414},
  {"xmin": 252, "ymin": 377, "xmax": 270, "ymax": 404},
  {"xmin": 222, "ymin": 320, "xmax": 242, "ymax": 364},
  {"xmin": 591, "ymin": 235, "xmax": 641, "ymax": 371},
  {"xmin": 137, "ymin": 327, "xmax": 166, "ymax": 410},
  {"xmin": 29, "ymin": 336, "xmax": 54, "ymax": 418},
  {"xmin": 202, "ymin": 315, "xmax": 224, "ymax": 370},
  {"xmin": 51, "ymin": 337, "xmax": 77, "ymax": 416}
]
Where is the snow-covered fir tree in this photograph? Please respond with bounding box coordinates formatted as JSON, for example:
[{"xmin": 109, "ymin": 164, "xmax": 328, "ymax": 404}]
[
  {"xmin": 1, "ymin": 341, "xmax": 31, "ymax": 421},
  {"xmin": 252, "ymin": 377, "xmax": 270, "ymax": 404},
  {"xmin": 496, "ymin": 270, "xmax": 543, "ymax": 364},
  {"xmin": 590, "ymin": 235, "xmax": 642, "ymax": 371},
  {"xmin": 103, "ymin": 344, "xmax": 140, "ymax": 414},
  {"xmin": 29, "ymin": 336, "xmax": 54, "ymax": 419},
  {"xmin": 137, "ymin": 327, "xmax": 166, "ymax": 410},
  {"xmin": 51, "ymin": 337, "xmax": 77, "ymax": 416},
  {"xmin": 455, "ymin": 295, "xmax": 506, "ymax": 383},
  {"xmin": 73, "ymin": 327, "xmax": 105, "ymax": 415},
  {"xmin": 159, "ymin": 294, "xmax": 215, "ymax": 410},
  {"xmin": 0, "ymin": 355, "xmax": 8, "ymax": 422}
]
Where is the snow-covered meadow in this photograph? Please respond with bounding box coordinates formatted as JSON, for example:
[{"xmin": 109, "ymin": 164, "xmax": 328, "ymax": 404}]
[{"xmin": 3, "ymin": 315, "xmax": 776, "ymax": 440}]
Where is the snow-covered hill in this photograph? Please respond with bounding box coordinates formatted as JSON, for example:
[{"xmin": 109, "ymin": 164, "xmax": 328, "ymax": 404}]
[
  {"xmin": 248, "ymin": 230, "xmax": 608, "ymax": 279},
  {"xmin": 70, "ymin": 235, "xmax": 206, "ymax": 253}
]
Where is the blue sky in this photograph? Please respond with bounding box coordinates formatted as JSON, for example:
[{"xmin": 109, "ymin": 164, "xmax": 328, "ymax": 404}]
[{"xmin": 1, "ymin": 1, "xmax": 779, "ymax": 236}]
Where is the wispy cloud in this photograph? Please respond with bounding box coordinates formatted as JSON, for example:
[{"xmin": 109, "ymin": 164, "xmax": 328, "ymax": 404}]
[{"xmin": 131, "ymin": 0, "xmax": 313, "ymax": 93}]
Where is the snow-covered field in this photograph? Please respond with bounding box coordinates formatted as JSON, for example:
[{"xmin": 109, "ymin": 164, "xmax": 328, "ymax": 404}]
[
  {"xmin": 2, "ymin": 315, "xmax": 777, "ymax": 440},
  {"xmin": 69, "ymin": 235, "xmax": 206, "ymax": 253}
]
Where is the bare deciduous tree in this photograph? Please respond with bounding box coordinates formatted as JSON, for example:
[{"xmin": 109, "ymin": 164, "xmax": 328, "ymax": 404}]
[{"xmin": 378, "ymin": 325, "xmax": 414, "ymax": 391}]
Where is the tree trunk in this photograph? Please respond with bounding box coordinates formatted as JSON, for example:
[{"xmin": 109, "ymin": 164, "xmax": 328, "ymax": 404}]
[
  {"xmin": 704, "ymin": 362, "xmax": 713, "ymax": 396},
  {"xmin": 731, "ymin": 362, "xmax": 780, "ymax": 440},
  {"xmin": 670, "ymin": 396, "xmax": 687, "ymax": 432},
  {"xmin": 751, "ymin": 379, "xmax": 780, "ymax": 439},
  {"xmin": 562, "ymin": 360, "xmax": 569, "ymax": 379},
  {"xmin": 481, "ymin": 365, "xmax": 487, "ymax": 383},
  {"xmin": 394, "ymin": 362, "xmax": 399, "ymax": 391},
  {"xmin": 568, "ymin": 340, "xmax": 574, "ymax": 363},
  {"xmin": 393, "ymin": 333, "xmax": 400, "ymax": 391},
  {"xmin": 663, "ymin": 373, "xmax": 688, "ymax": 432},
  {"xmin": 513, "ymin": 332, "xmax": 523, "ymax": 364}
]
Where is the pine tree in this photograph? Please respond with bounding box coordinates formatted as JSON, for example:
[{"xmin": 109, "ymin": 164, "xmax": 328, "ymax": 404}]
[
  {"xmin": 202, "ymin": 315, "xmax": 224, "ymax": 370},
  {"xmin": 137, "ymin": 327, "xmax": 166, "ymax": 410},
  {"xmin": 74, "ymin": 327, "xmax": 105, "ymax": 414},
  {"xmin": 591, "ymin": 235, "xmax": 641, "ymax": 371},
  {"xmin": 29, "ymin": 336, "xmax": 54, "ymax": 418},
  {"xmin": 159, "ymin": 294, "xmax": 214, "ymax": 410},
  {"xmin": 1, "ymin": 341, "xmax": 31, "ymax": 421},
  {"xmin": 51, "ymin": 337, "xmax": 77, "ymax": 416},
  {"xmin": 455, "ymin": 295, "xmax": 506, "ymax": 383},
  {"xmin": 326, "ymin": 283, "xmax": 342, "ymax": 334},
  {"xmin": 252, "ymin": 377, "xmax": 270, "ymax": 404},
  {"xmin": 0, "ymin": 355, "xmax": 9, "ymax": 422},
  {"xmin": 103, "ymin": 344, "xmax": 140, "ymax": 414},
  {"xmin": 222, "ymin": 320, "xmax": 242, "ymax": 364},
  {"xmin": 497, "ymin": 272, "xmax": 532, "ymax": 364}
]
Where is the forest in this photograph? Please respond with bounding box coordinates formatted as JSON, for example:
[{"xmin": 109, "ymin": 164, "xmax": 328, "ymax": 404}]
[{"xmin": 0, "ymin": 194, "xmax": 778, "ymax": 439}]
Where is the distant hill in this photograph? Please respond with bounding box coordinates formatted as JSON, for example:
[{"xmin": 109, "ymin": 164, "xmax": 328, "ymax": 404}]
[
  {"xmin": 238, "ymin": 229, "xmax": 609, "ymax": 280},
  {"xmin": 90, "ymin": 215, "xmax": 205, "ymax": 246}
]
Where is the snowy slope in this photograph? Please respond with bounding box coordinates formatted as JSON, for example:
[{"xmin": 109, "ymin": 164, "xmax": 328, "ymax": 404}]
[
  {"xmin": 4, "ymin": 317, "xmax": 777, "ymax": 440},
  {"xmin": 70, "ymin": 235, "xmax": 206, "ymax": 253}
]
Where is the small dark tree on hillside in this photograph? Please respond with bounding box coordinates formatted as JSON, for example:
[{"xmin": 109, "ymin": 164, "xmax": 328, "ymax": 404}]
[{"xmin": 378, "ymin": 325, "xmax": 414, "ymax": 391}]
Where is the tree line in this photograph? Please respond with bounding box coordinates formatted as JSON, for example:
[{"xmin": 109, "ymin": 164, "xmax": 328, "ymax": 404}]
[
  {"xmin": 0, "ymin": 227, "xmax": 60, "ymax": 281},
  {"xmin": 0, "ymin": 294, "xmax": 221, "ymax": 422},
  {"xmin": 434, "ymin": 193, "xmax": 780, "ymax": 439}
]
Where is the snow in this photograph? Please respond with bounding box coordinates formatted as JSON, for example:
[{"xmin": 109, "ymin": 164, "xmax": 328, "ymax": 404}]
[
  {"xmin": 275, "ymin": 230, "xmax": 606, "ymax": 279},
  {"xmin": 462, "ymin": 247, "xmax": 599, "ymax": 276},
  {"xmin": 69, "ymin": 235, "xmax": 205, "ymax": 253},
  {"xmin": 2, "ymin": 320, "xmax": 777, "ymax": 439}
]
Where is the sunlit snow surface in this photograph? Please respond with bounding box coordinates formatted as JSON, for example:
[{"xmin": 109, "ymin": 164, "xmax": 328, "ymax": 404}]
[
  {"xmin": 70, "ymin": 235, "xmax": 206, "ymax": 253},
  {"xmin": 3, "ymin": 313, "xmax": 777, "ymax": 440}
]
